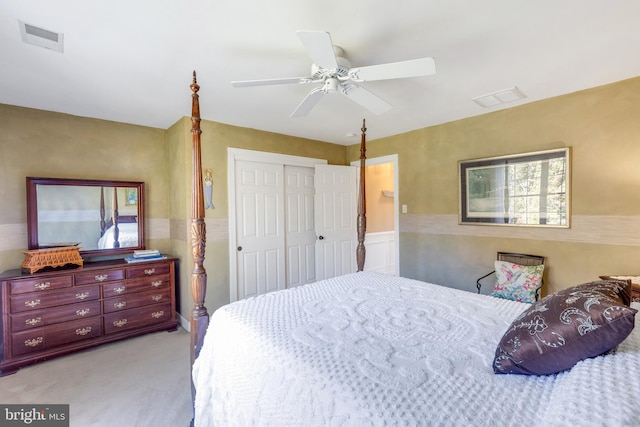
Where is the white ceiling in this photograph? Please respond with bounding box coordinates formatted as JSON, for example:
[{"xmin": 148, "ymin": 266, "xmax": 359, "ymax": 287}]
[{"xmin": 2, "ymin": 1, "xmax": 640, "ymax": 145}]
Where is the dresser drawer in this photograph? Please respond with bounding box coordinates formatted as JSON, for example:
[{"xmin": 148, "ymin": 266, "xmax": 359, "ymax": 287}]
[
  {"xmin": 10, "ymin": 285, "xmax": 100, "ymax": 313},
  {"xmin": 103, "ymin": 303, "xmax": 172, "ymax": 334},
  {"xmin": 11, "ymin": 317, "xmax": 102, "ymax": 357},
  {"xmin": 9, "ymin": 276, "xmax": 72, "ymax": 295},
  {"xmin": 75, "ymin": 268, "xmax": 126, "ymax": 285},
  {"xmin": 102, "ymin": 275, "xmax": 170, "ymax": 297},
  {"xmin": 11, "ymin": 300, "xmax": 101, "ymax": 332},
  {"xmin": 101, "ymin": 281, "xmax": 128, "ymax": 298},
  {"xmin": 103, "ymin": 289, "xmax": 171, "ymax": 313},
  {"xmin": 127, "ymin": 263, "xmax": 171, "ymax": 279}
]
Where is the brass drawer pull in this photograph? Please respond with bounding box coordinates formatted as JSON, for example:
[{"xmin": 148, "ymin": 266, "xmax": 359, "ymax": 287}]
[
  {"xmin": 151, "ymin": 295, "xmax": 163, "ymax": 302},
  {"xmin": 113, "ymin": 286, "xmax": 126, "ymax": 294},
  {"xmin": 34, "ymin": 281, "xmax": 51, "ymax": 290},
  {"xmin": 151, "ymin": 280, "xmax": 162, "ymax": 288},
  {"xmin": 75, "ymin": 327, "xmax": 92, "ymax": 336},
  {"xmin": 113, "ymin": 319, "xmax": 128, "ymax": 328},
  {"xmin": 25, "ymin": 337, "xmax": 43, "ymax": 347},
  {"xmin": 144, "ymin": 268, "xmax": 156, "ymax": 276},
  {"xmin": 114, "ymin": 302, "xmax": 127, "ymax": 309},
  {"xmin": 26, "ymin": 317, "xmax": 42, "ymax": 326},
  {"xmin": 25, "ymin": 299, "xmax": 41, "ymax": 308},
  {"xmin": 75, "ymin": 292, "xmax": 90, "ymax": 300},
  {"xmin": 151, "ymin": 311, "xmax": 164, "ymax": 319},
  {"xmin": 95, "ymin": 274, "xmax": 108, "ymax": 282},
  {"xmin": 76, "ymin": 308, "xmax": 91, "ymax": 317}
]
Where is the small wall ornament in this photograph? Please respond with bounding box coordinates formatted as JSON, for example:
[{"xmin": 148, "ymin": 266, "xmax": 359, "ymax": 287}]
[{"xmin": 204, "ymin": 168, "xmax": 214, "ymax": 209}]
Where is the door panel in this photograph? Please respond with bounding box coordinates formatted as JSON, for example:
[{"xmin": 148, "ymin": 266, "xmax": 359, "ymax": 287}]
[
  {"xmin": 284, "ymin": 166, "xmax": 316, "ymax": 287},
  {"xmin": 235, "ymin": 160, "xmax": 286, "ymax": 299},
  {"xmin": 315, "ymin": 164, "xmax": 357, "ymax": 281}
]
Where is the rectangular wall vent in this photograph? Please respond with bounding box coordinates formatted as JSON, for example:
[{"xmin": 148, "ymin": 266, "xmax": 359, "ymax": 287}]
[{"xmin": 19, "ymin": 20, "xmax": 64, "ymax": 53}]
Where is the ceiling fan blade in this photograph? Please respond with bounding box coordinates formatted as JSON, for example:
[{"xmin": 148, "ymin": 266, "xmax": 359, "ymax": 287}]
[
  {"xmin": 290, "ymin": 87, "xmax": 325, "ymax": 118},
  {"xmin": 231, "ymin": 77, "xmax": 309, "ymax": 88},
  {"xmin": 349, "ymin": 57, "xmax": 436, "ymax": 82},
  {"xmin": 296, "ymin": 31, "xmax": 338, "ymax": 70},
  {"xmin": 343, "ymin": 85, "xmax": 392, "ymax": 115}
]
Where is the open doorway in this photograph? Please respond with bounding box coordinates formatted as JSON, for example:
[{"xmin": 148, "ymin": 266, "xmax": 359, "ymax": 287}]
[{"xmin": 351, "ymin": 154, "xmax": 399, "ymax": 276}]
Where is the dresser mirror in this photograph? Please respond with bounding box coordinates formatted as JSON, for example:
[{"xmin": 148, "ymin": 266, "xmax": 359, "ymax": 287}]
[{"xmin": 26, "ymin": 177, "xmax": 145, "ymax": 257}]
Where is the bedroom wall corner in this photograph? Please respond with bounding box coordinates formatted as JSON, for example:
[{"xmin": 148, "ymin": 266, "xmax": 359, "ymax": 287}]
[
  {"xmin": 166, "ymin": 116, "xmax": 193, "ymax": 319},
  {"xmin": 190, "ymin": 119, "xmax": 346, "ymax": 313},
  {"xmin": 0, "ymin": 103, "xmax": 168, "ymax": 274},
  {"xmin": 347, "ymin": 76, "xmax": 640, "ymax": 295}
]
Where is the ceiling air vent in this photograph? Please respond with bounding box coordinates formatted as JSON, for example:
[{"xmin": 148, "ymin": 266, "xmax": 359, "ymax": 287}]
[
  {"xmin": 19, "ymin": 20, "xmax": 64, "ymax": 53},
  {"xmin": 473, "ymin": 87, "xmax": 526, "ymax": 108}
]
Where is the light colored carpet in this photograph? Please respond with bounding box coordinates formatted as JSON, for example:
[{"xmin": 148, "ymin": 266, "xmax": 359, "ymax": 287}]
[{"xmin": 0, "ymin": 327, "xmax": 192, "ymax": 427}]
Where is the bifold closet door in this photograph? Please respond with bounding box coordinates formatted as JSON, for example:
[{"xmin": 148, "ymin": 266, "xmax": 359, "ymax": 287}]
[
  {"xmin": 233, "ymin": 160, "xmax": 356, "ymax": 300},
  {"xmin": 314, "ymin": 164, "xmax": 357, "ymax": 281},
  {"xmin": 284, "ymin": 165, "xmax": 316, "ymax": 288},
  {"xmin": 234, "ymin": 160, "xmax": 286, "ymax": 300}
]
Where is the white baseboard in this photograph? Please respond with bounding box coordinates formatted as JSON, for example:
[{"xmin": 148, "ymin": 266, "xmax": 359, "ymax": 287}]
[{"xmin": 178, "ymin": 312, "xmax": 190, "ymax": 332}]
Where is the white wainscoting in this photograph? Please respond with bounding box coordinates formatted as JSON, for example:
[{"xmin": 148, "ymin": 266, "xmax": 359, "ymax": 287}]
[{"xmin": 363, "ymin": 231, "xmax": 395, "ymax": 275}]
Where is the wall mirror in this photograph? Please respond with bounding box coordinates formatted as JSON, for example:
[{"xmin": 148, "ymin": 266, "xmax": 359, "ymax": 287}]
[
  {"xmin": 26, "ymin": 177, "xmax": 145, "ymax": 257},
  {"xmin": 459, "ymin": 148, "xmax": 570, "ymax": 227}
]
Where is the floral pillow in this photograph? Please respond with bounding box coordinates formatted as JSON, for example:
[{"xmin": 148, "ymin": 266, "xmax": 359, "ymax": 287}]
[
  {"xmin": 493, "ymin": 279, "xmax": 636, "ymax": 376},
  {"xmin": 491, "ymin": 260, "xmax": 544, "ymax": 303}
]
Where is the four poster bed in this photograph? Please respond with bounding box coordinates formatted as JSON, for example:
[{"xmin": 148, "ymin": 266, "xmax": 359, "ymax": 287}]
[
  {"xmin": 97, "ymin": 186, "xmax": 138, "ymax": 249},
  {"xmin": 187, "ymin": 75, "xmax": 640, "ymax": 426}
]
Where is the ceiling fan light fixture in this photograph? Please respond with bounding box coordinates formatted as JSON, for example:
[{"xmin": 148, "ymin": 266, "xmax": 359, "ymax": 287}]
[
  {"xmin": 473, "ymin": 87, "xmax": 526, "ymax": 108},
  {"xmin": 324, "ymin": 78, "xmax": 339, "ymax": 93}
]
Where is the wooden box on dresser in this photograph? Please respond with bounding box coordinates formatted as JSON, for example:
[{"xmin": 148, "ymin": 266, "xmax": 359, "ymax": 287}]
[{"xmin": 0, "ymin": 257, "xmax": 178, "ymax": 376}]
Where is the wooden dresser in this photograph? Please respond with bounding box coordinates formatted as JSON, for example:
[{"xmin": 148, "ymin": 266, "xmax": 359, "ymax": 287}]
[{"xmin": 0, "ymin": 257, "xmax": 177, "ymax": 376}]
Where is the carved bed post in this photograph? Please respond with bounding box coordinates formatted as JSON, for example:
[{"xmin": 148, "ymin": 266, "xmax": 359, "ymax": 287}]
[
  {"xmin": 356, "ymin": 119, "xmax": 367, "ymax": 272},
  {"xmin": 112, "ymin": 187, "xmax": 120, "ymax": 248},
  {"xmin": 100, "ymin": 187, "xmax": 106, "ymax": 237},
  {"xmin": 189, "ymin": 71, "xmax": 209, "ymax": 367}
]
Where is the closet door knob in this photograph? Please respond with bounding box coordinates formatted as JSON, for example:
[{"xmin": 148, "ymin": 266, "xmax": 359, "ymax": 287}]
[
  {"xmin": 237, "ymin": 246, "xmax": 243, "ymax": 251},
  {"xmin": 318, "ymin": 236, "xmax": 324, "ymax": 240}
]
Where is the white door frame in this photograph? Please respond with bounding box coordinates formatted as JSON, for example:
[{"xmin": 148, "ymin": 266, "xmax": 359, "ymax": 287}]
[
  {"xmin": 228, "ymin": 148, "xmax": 327, "ymax": 302},
  {"xmin": 350, "ymin": 154, "xmax": 400, "ymax": 276}
]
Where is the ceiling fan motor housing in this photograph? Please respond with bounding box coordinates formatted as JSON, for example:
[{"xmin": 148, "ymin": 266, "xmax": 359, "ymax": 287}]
[{"xmin": 310, "ymin": 54, "xmax": 351, "ymax": 81}]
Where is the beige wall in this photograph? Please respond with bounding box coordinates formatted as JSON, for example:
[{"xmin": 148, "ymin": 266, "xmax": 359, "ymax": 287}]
[
  {"xmin": 347, "ymin": 76, "xmax": 640, "ymax": 296},
  {"xmin": 3, "ymin": 74, "xmax": 640, "ymax": 319},
  {"xmin": 0, "ymin": 105, "xmax": 171, "ymax": 274}
]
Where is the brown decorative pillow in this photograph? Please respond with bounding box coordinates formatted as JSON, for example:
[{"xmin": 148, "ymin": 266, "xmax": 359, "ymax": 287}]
[{"xmin": 493, "ymin": 279, "xmax": 637, "ymax": 375}]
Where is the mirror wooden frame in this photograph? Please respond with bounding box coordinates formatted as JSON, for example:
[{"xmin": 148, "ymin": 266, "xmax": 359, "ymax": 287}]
[{"xmin": 26, "ymin": 177, "xmax": 146, "ymax": 257}]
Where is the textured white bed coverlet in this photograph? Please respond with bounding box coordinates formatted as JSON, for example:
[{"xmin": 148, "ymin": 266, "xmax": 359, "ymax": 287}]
[{"xmin": 193, "ymin": 272, "xmax": 640, "ymax": 427}]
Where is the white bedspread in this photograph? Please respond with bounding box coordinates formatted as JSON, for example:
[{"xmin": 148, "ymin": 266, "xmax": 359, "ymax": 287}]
[
  {"xmin": 97, "ymin": 223, "xmax": 138, "ymax": 249},
  {"xmin": 193, "ymin": 272, "xmax": 640, "ymax": 427}
]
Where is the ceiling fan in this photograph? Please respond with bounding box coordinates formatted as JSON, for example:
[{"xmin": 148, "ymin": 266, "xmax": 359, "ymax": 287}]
[{"xmin": 231, "ymin": 31, "xmax": 437, "ymax": 118}]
